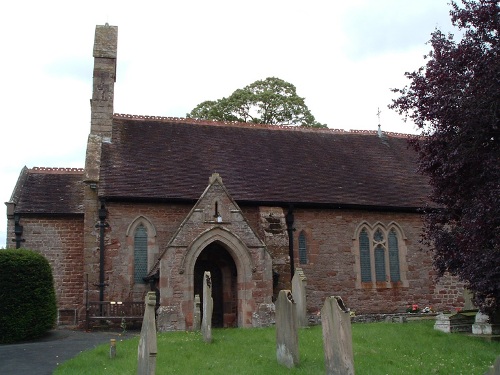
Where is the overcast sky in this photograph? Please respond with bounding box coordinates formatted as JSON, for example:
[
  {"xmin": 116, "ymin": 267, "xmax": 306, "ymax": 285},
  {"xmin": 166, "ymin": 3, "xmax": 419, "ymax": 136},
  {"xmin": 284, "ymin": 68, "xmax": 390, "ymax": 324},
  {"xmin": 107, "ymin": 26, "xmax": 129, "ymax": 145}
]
[{"xmin": 0, "ymin": 0, "xmax": 456, "ymax": 247}]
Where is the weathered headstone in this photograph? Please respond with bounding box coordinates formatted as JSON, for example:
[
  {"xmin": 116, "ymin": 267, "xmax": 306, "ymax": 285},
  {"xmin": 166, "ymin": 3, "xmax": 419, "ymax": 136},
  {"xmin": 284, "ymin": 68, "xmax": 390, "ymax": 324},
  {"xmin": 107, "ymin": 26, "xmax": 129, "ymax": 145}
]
[
  {"xmin": 201, "ymin": 271, "xmax": 213, "ymax": 343},
  {"xmin": 252, "ymin": 303, "xmax": 276, "ymax": 327},
  {"xmin": 193, "ymin": 294, "xmax": 201, "ymax": 330},
  {"xmin": 485, "ymin": 355, "xmax": 500, "ymax": 375},
  {"xmin": 138, "ymin": 291, "xmax": 157, "ymax": 375},
  {"xmin": 292, "ymin": 268, "xmax": 308, "ymax": 327},
  {"xmin": 110, "ymin": 338, "xmax": 116, "ymax": 358},
  {"xmin": 434, "ymin": 311, "xmax": 475, "ymax": 333},
  {"xmin": 463, "ymin": 288, "xmax": 476, "ymax": 311},
  {"xmin": 275, "ymin": 290, "xmax": 299, "ymax": 368},
  {"xmin": 473, "ymin": 311, "xmax": 500, "ymax": 335},
  {"xmin": 321, "ymin": 296, "xmax": 354, "ymax": 375}
]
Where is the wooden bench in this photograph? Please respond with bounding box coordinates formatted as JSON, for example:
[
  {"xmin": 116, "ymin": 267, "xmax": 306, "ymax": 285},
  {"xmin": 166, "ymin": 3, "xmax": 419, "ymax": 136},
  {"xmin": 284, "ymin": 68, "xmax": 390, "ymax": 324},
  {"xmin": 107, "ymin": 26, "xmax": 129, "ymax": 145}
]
[{"xmin": 86, "ymin": 301, "xmax": 145, "ymax": 327}]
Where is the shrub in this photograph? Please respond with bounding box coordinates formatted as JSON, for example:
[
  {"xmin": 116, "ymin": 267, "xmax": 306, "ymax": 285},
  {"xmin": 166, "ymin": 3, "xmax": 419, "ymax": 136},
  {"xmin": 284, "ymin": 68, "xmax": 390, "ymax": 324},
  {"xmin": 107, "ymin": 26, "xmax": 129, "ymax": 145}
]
[{"xmin": 0, "ymin": 249, "xmax": 57, "ymax": 343}]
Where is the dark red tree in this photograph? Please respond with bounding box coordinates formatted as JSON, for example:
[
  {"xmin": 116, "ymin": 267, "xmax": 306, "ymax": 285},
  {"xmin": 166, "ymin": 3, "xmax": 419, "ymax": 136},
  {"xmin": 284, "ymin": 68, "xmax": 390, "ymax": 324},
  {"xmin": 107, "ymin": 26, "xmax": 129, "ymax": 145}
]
[{"xmin": 391, "ymin": 0, "xmax": 500, "ymax": 317}]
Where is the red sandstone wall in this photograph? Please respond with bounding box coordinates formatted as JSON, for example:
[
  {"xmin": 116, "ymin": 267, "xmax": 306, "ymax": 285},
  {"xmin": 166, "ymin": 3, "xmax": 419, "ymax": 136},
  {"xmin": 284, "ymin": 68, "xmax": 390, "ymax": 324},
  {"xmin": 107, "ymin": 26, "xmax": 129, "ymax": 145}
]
[
  {"xmin": 100, "ymin": 202, "xmax": 190, "ymax": 302},
  {"xmin": 80, "ymin": 199, "xmax": 465, "ymax": 322},
  {"xmin": 7, "ymin": 216, "xmax": 84, "ymax": 325},
  {"xmin": 287, "ymin": 208, "xmax": 463, "ymax": 314}
]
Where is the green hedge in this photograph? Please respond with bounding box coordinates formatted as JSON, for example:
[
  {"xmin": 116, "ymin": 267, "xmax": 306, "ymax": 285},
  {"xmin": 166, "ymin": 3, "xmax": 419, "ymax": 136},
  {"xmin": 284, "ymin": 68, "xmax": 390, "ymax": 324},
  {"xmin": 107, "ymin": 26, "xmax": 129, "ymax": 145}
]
[{"xmin": 0, "ymin": 249, "xmax": 57, "ymax": 344}]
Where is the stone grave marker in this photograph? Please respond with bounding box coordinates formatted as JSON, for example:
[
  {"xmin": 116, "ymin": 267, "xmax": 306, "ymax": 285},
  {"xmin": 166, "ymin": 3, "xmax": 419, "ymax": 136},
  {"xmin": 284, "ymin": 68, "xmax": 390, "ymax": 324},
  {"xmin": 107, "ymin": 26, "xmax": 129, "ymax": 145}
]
[
  {"xmin": 321, "ymin": 296, "xmax": 354, "ymax": 375},
  {"xmin": 463, "ymin": 288, "xmax": 476, "ymax": 311},
  {"xmin": 472, "ymin": 311, "xmax": 500, "ymax": 335},
  {"xmin": 275, "ymin": 289, "xmax": 299, "ymax": 368},
  {"xmin": 193, "ymin": 294, "xmax": 201, "ymax": 330},
  {"xmin": 485, "ymin": 355, "xmax": 500, "ymax": 375},
  {"xmin": 137, "ymin": 291, "xmax": 157, "ymax": 375},
  {"xmin": 292, "ymin": 268, "xmax": 308, "ymax": 327},
  {"xmin": 201, "ymin": 271, "xmax": 213, "ymax": 343},
  {"xmin": 434, "ymin": 311, "xmax": 475, "ymax": 333}
]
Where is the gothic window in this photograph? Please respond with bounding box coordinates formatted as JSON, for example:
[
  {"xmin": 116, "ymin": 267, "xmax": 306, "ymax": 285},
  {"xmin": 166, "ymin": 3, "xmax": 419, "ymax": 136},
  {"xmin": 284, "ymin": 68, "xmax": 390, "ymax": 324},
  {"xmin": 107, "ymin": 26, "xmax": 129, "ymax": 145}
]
[
  {"xmin": 355, "ymin": 223, "xmax": 406, "ymax": 288},
  {"xmin": 126, "ymin": 216, "xmax": 157, "ymax": 288},
  {"xmin": 359, "ymin": 229, "xmax": 371, "ymax": 282},
  {"xmin": 388, "ymin": 229, "xmax": 401, "ymax": 282},
  {"xmin": 298, "ymin": 231, "xmax": 308, "ymax": 264},
  {"xmin": 134, "ymin": 224, "xmax": 148, "ymax": 283}
]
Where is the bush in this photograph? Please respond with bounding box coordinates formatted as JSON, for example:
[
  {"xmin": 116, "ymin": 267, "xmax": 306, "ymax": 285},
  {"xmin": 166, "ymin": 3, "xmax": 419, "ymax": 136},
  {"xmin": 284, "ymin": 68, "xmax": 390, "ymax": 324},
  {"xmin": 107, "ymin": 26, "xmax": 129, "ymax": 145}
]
[{"xmin": 0, "ymin": 249, "xmax": 57, "ymax": 343}]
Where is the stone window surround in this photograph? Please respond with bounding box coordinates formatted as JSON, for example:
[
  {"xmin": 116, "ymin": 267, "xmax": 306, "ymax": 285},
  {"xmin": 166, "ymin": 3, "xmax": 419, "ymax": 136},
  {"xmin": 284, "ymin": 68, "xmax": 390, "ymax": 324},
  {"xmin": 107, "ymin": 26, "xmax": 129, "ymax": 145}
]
[
  {"xmin": 298, "ymin": 230, "xmax": 308, "ymax": 265},
  {"xmin": 126, "ymin": 215, "xmax": 158, "ymax": 287},
  {"xmin": 352, "ymin": 221, "xmax": 409, "ymax": 289}
]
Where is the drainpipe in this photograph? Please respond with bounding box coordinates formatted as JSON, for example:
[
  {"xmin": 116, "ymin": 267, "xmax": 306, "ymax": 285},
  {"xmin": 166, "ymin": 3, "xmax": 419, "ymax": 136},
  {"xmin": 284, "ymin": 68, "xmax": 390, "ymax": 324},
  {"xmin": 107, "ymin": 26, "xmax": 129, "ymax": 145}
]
[
  {"xmin": 13, "ymin": 214, "xmax": 25, "ymax": 249},
  {"xmin": 96, "ymin": 201, "xmax": 108, "ymax": 313},
  {"xmin": 285, "ymin": 205, "xmax": 295, "ymax": 281}
]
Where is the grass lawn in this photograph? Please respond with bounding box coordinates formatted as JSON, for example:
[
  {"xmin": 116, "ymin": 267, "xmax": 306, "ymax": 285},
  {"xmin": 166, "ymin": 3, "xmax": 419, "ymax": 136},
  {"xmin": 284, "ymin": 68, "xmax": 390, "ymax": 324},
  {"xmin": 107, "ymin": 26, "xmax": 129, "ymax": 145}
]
[{"xmin": 54, "ymin": 320, "xmax": 500, "ymax": 374}]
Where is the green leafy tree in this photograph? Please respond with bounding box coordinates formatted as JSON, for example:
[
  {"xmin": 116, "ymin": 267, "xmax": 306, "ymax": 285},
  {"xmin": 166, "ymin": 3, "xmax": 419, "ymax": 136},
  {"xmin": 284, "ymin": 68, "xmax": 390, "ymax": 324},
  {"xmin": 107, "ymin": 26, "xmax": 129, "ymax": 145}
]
[
  {"xmin": 187, "ymin": 77, "xmax": 326, "ymax": 128},
  {"xmin": 390, "ymin": 0, "xmax": 500, "ymax": 317}
]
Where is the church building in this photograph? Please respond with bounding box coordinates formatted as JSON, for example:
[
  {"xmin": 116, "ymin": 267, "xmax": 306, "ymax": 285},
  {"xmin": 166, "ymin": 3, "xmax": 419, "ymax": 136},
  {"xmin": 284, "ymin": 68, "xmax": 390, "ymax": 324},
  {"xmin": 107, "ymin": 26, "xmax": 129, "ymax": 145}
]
[{"xmin": 5, "ymin": 24, "xmax": 465, "ymax": 330}]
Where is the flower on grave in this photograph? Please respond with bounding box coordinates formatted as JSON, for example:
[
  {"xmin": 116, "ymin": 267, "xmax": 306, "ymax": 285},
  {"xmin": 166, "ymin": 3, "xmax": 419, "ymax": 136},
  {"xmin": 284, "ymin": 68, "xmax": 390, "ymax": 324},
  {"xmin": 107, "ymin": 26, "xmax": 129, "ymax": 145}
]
[{"xmin": 406, "ymin": 304, "xmax": 420, "ymax": 313}]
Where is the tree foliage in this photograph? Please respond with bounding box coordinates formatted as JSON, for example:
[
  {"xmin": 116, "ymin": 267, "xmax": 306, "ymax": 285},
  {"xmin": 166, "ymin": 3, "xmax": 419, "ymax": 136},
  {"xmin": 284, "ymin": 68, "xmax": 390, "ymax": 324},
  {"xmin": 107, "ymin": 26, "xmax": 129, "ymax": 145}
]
[
  {"xmin": 187, "ymin": 77, "xmax": 326, "ymax": 128},
  {"xmin": 390, "ymin": 0, "xmax": 500, "ymax": 316}
]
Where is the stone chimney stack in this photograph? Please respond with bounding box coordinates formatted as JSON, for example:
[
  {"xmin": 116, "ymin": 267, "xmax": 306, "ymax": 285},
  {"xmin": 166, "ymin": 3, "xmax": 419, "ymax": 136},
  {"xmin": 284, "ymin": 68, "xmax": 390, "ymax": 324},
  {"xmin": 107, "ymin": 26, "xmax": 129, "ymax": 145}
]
[
  {"xmin": 90, "ymin": 23, "xmax": 117, "ymax": 139},
  {"xmin": 85, "ymin": 24, "xmax": 117, "ymax": 184}
]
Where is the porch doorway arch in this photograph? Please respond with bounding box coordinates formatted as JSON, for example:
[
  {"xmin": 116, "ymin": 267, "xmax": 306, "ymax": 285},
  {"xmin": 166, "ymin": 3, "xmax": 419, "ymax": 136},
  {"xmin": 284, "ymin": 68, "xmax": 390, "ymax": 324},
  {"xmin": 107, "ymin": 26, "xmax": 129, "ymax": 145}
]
[{"xmin": 194, "ymin": 242, "xmax": 237, "ymax": 328}]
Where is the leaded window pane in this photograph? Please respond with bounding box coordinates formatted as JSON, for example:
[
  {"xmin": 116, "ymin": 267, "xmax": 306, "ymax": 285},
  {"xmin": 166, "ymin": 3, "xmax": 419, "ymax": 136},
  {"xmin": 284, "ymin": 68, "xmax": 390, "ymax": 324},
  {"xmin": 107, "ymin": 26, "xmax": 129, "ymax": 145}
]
[
  {"xmin": 388, "ymin": 229, "xmax": 401, "ymax": 282},
  {"xmin": 374, "ymin": 229, "xmax": 384, "ymax": 242},
  {"xmin": 298, "ymin": 232, "xmax": 307, "ymax": 264},
  {"xmin": 375, "ymin": 245, "xmax": 386, "ymax": 282},
  {"xmin": 359, "ymin": 229, "xmax": 371, "ymax": 282},
  {"xmin": 134, "ymin": 225, "xmax": 148, "ymax": 283}
]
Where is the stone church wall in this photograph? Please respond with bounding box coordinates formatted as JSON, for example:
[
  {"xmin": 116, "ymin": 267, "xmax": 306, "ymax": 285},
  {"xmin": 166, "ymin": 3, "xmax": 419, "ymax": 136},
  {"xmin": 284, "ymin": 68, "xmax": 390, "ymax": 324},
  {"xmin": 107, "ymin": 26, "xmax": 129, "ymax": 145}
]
[
  {"xmin": 99, "ymin": 201, "xmax": 464, "ymax": 317},
  {"xmin": 95, "ymin": 201, "xmax": 191, "ymax": 302},
  {"xmin": 288, "ymin": 208, "xmax": 463, "ymax": 315},
  {"xmin": 6, "ymin": 216, "xmax": 84, "ymax": 325}
]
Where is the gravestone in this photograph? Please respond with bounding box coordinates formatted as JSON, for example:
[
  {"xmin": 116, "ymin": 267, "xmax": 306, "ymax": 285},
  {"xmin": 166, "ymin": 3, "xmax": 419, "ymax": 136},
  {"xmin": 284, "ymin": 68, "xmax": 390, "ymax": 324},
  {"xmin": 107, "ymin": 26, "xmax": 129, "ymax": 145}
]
[
  {"xmin": 137, "ymin": 291, "xmax": 157, "ymax": 375},
  {"xmin": 193, "ymin": 294, "xmax": 201, "ymax": 330},
  {"xmin": 292, "ymin": 268, "xmax": 308, "ymax": 327},
  {"xmin": 485, "ymin": 355, "xmax": 500, "ymax": 375},
  {"xmin": 110, "ymin": 339, "xmax": 116, "ymax": 359},
  {"xmin": 275, "ymin": 290, "xmax": 299, "ymax": 368},
  {"xmin": 321, "ymin": 296, "xmax": 354, "ymax": 375},
  {"xmin": 201, "ymin": 271, "xmax": 213, "ymax": 343},
  {"xmin": 472, "ymin": 312, "xmax": 500, "ymax": 335},
  {"xmin": 463, "ymin": 288, "xmax": 476, "ymax": 311},
  {"xmin": 434, "ymin": 311, "xmax": 475, "ymax": 333},
  {"xmin": 252, "ymin": 303, "xmax": 275, "ymax": 328}
]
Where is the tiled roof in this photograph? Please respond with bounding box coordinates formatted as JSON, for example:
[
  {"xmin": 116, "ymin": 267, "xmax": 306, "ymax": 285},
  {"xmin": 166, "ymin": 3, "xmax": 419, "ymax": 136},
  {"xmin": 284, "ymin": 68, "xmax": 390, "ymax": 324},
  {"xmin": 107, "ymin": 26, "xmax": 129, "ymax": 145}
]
[
  {"xmin": 12, "ymin": 167, "xmax": 84, "ymax": 214},
  {"xmin": 99, "ymin": 115, "xmax": 430, "ymax": 209}
]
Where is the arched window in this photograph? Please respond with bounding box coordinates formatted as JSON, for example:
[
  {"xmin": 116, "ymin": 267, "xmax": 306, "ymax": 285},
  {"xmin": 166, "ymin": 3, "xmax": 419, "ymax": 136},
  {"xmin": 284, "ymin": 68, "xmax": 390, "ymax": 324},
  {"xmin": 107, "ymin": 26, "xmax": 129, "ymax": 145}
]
[
  {"xmin": 388, "ymin": 229, "xmax": 401, "ymax": 282},
  {"xmin": 298, "ymin": 231, "xmax": 308, "ymax": 264},
  {"xmin": 359, "ymin": 229, "xmax": 371, "ymax": 282},
  {"xmin": 134, "ymin": 224, "xmax": 148, "ymax": 283},
  {"xmin": 355, "ymin": 223, "xmax": 406, "ymax": 288}
]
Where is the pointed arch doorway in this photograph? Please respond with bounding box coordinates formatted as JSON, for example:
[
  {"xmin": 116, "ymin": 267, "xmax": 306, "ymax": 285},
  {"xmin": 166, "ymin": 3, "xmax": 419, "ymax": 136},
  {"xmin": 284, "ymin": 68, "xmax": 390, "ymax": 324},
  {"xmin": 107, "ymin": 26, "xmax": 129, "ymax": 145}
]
[{"xmin": 194, "ymin": 242, "xmax": 237, "ymax": 328}]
